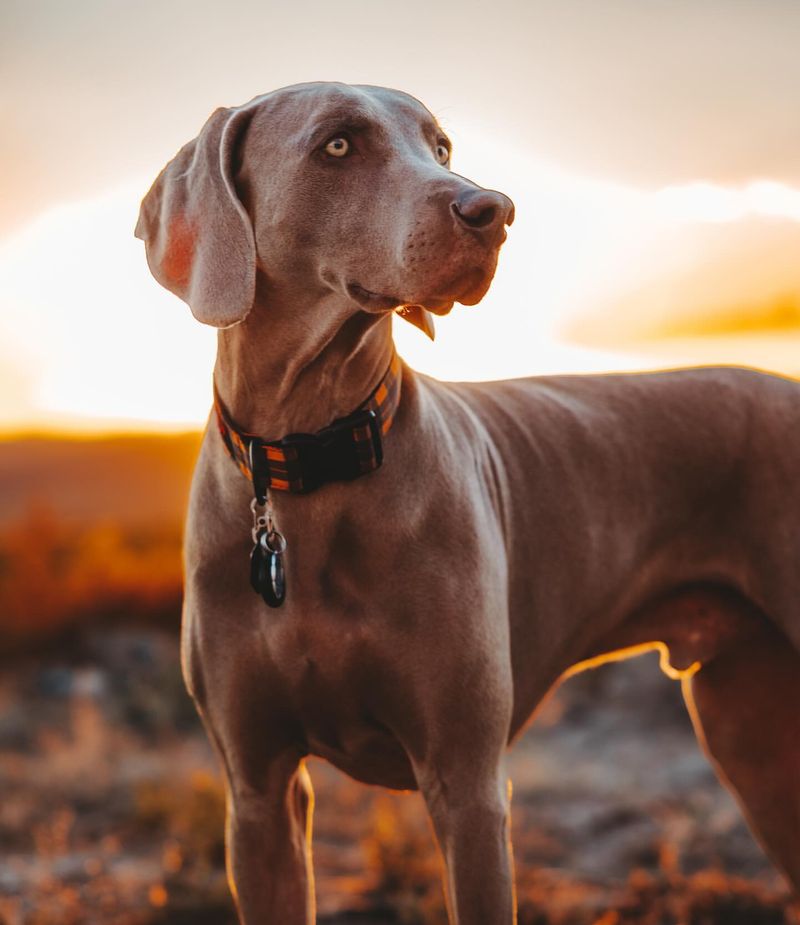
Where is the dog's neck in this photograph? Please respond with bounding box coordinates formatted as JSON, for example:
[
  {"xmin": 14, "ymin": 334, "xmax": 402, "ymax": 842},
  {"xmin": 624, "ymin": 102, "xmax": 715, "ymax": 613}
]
[{"xmin": 213, "ymin": 286, "xmax": 395, "ymax": 439}]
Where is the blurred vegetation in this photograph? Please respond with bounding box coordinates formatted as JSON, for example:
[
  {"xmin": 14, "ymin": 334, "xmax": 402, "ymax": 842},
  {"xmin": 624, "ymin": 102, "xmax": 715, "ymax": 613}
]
[
  {"xmin": 134, "ymin": 771, "xmax": 226, "ymax": 871},
  {"xmin": 358, "ymin": 795, "xmax": 798, "ymax": 925},
  {"xmin": 363, "ymin": 795, "xmax": 447, "ymax": 924},
  {"xmin": 0, "ymin": 503, "xmax": 183, "ymax": 654}
]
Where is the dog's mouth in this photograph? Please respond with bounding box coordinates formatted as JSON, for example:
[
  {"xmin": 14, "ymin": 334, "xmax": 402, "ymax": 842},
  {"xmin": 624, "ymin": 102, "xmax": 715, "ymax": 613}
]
[
  {"xmin": 347, "ymin": 267, "xmax": 491, "ymax": 317},
  {"xmin": 347, "ymin": 282, "xmax": 454, "ymax": 315},
  {"xmin": 346, "ymin": 283, "xmax": 403, "ymax": 312}
]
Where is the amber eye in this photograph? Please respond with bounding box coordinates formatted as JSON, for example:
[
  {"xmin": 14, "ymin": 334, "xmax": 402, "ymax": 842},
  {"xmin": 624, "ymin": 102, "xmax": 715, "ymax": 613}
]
[
  {"xmin": 324, "ymin": 137, "xmax": 350, "ymax": 157},
  {"xmin": 435, "ymin": 143, "xmax": 450, "ymax": 165}
]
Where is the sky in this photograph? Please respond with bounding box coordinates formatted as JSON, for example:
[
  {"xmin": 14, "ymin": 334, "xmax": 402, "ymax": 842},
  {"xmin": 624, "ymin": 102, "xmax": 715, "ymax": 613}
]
[{"xmin": 1, "ymin": 0, "xmax": 799, "ymax": 431}]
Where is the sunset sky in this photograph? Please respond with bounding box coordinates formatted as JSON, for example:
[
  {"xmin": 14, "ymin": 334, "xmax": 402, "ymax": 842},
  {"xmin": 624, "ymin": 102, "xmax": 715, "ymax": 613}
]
[{"xmin": 2, "ymin": 0, "xmax": 799, "ymax": 431}]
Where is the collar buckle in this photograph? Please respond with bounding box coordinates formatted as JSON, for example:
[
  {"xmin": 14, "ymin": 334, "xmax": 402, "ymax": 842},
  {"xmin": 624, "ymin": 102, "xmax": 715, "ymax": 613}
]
[{"xmin": 251, "ymin": 407, "xmax": 383, "ymax": 496}]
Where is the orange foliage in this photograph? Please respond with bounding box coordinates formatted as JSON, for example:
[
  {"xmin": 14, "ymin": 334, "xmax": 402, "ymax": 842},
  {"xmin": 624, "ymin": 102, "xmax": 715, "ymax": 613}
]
[{"xmin": 0, "ymin": 502, "xmax": 183, "ymax": 650}]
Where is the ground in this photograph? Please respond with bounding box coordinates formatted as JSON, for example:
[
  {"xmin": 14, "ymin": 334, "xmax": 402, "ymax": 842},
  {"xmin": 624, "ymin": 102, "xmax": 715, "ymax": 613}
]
[{"xmin": 1, "ymin": 624, "xmax": 797, "ymax": 925}]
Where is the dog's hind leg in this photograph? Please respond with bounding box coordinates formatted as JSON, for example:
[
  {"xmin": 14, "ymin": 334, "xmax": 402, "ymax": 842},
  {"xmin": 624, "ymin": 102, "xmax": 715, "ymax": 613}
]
[{"xmin": 683, "ymin": 626, "xmax": 800, "ymax": 891}]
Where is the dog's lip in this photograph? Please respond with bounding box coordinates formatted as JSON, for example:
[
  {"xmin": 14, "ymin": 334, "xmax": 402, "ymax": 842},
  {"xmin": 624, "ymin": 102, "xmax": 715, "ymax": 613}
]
[
  {"xmin": 347, "ymin": 282, "xmax": 402, "ymax": 311},
  {"xmin": 449, "ymin": 266, "xmax": 492, "ymax": 307},
  {"xmin": 348, "ymin": 282, "xmax": 454, "ymax": 315},
  {"xmin": 347, "ymin": 266, "xmax": 490, "ymax": 316},
  {"xmin": 418, "ymin": 297, "xmax": 455, "ymax": 315},
  {"xmin": 347, "ymin": 269, "xmax": 486, "ymax": 315}
]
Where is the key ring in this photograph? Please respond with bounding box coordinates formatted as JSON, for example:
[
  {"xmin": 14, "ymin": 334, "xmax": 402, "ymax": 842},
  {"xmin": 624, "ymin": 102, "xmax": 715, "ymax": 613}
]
[
  {"xmin": 250, "ymin": 494, "xmax": 275, "ymax": 544},
  {"xmin": 260, "ymin": 530, "xmax": 287, "ymax": 554}
]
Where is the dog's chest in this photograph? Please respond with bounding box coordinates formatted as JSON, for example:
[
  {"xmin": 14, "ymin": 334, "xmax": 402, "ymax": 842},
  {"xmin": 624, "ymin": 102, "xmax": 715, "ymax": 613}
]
[{"xmin": 269, "ymin": 613, "xmax": 418, "ymax": 791}]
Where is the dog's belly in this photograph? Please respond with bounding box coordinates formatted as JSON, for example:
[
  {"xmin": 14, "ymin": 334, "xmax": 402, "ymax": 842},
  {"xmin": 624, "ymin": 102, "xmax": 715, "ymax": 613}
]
[{"xmin": 570, "ymin": 582, "xmax": 767, "ymax": 680}]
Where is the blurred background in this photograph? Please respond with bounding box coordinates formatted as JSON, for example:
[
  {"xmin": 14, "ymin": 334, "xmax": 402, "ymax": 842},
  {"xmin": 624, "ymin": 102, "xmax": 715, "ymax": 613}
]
[{"xmin": 1, "ymin": 1, "xmax": 799, "ymax": 922}]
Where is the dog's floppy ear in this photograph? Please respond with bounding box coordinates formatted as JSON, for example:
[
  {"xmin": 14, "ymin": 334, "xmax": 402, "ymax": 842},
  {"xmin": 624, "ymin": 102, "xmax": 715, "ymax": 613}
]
[{"xmin": 135, "ymin": 105, "xmax": 256, "ymax": 328}]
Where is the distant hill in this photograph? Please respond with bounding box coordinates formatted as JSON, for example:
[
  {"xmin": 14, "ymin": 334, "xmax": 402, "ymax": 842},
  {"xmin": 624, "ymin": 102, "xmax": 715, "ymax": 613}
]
[{"xmin": 0, "ymin": 431, "xmax": 202, "ymax": 531}]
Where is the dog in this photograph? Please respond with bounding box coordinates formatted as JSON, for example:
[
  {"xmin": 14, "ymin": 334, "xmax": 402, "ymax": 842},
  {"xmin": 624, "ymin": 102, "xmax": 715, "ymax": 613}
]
[{"xmin": 136, "ymin": 82, "xmax": 800, "ymax": 924}]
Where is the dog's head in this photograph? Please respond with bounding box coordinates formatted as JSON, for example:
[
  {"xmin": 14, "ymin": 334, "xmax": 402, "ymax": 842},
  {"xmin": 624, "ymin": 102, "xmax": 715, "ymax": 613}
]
[{"xmin": 135, "ymin": 82, "xmax": 514, "ymax": 334}]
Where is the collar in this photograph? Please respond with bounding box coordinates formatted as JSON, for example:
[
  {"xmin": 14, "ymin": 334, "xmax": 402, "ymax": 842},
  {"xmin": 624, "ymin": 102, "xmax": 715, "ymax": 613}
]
[{"xmin": 213, "ymin": 350, "xmax": 402, "ymax": 499}]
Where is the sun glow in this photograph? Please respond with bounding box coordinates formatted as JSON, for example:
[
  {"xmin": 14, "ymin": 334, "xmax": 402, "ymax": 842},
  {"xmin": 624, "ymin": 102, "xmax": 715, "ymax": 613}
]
[
  {"xmin": 2, "ymin": 130, "xmax": 800, "ymax": 433},
  {"xmin": 0, "ymin": 184, "xmax": 216, "ymax": 432},
  {"xmin": 563, "ymin": 641, "xmax": 702, "ymax": 684},
  {"xmin": 654, "ymin": 180, "xmax": 800, "ymax": 223}
]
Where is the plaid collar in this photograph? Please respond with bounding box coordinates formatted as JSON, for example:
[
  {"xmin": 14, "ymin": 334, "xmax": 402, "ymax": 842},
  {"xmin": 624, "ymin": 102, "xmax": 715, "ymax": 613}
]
[{"xmin": 213, "ymin": 351, "xmax": 402, "ymax": 498}]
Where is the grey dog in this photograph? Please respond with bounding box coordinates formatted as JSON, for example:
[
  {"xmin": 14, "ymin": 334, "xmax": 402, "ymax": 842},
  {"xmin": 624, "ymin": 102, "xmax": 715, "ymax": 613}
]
[{"xmin": 136, "ymin": 82, "xmax": 800, "ymax": 924}]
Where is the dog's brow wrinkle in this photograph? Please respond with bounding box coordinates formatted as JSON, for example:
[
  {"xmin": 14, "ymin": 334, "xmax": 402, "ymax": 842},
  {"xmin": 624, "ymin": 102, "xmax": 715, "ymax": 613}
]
[
  {"xmin": 304, "ymin": 114, "xmax": 382, "ymax": 148},
  {"xmin": 419, "ymin": 120, "xmax": 449, "ymax": 150}
]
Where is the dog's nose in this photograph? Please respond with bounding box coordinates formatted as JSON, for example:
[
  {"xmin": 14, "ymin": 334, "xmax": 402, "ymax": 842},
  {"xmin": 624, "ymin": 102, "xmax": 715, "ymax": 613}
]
[{"xmin": 451, "ymin": 189, "xmax": 515, "ymax": 237}]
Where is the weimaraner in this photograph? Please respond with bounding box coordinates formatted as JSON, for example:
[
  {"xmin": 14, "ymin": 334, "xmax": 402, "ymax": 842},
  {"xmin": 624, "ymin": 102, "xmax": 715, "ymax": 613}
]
[{"xmin": 136, "ymin": 81, "xmax": 800, "ymax": 924}]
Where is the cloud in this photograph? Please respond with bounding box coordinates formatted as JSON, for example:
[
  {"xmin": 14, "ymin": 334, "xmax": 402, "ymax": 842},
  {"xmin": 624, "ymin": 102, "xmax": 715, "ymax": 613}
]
[{"xmin": 565, "ymin": 212, "xmax": 800, "ymax": 355}]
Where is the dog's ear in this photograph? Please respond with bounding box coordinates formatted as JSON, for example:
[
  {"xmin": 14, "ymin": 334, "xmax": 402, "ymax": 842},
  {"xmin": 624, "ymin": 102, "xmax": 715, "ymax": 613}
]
[{"xmin": 135, "ymin": 105, "xmax": 256, "ymax": 328}]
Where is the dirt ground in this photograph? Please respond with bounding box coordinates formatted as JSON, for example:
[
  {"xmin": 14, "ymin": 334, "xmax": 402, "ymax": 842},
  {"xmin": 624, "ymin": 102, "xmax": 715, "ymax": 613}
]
[{"xmin": 0, "ymin": 625, "xmax": 797, "ymax": 925}]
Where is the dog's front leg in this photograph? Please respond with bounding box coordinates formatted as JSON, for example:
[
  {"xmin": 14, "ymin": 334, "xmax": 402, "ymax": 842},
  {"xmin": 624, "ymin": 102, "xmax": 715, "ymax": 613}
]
[
  {"xmin": 416, "ymin": 755, "xmax": 516, "ymax": 925},
  {"xmin": 182, "ymin": 613, "xmax": 315, "ymax": 923},
  {"xmin": 396, "ymin": 576, "xmax": 516, "ymax": 923},
  {"xmin": 224, "ymin": 751, "xmax": 315, "ymax": 925}
]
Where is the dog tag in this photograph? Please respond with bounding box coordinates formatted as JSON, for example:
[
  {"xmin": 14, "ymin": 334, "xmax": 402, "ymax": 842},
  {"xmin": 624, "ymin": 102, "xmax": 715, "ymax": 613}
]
[
  {"xmin": 249, "ymin": 536, "xmax": 268, "ymax": 595},
  {"xmin": 250, "ymin": 529, "xmax": 287, "ymax": 608}
]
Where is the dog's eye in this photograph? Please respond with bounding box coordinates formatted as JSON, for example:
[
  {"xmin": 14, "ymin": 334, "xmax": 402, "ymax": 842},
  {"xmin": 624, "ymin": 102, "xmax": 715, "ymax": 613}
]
[
  {"xmin": 435, "ymin": 143, "xmax": 450, "ymax": 165},
  {"xmin": 324, "ymin": 137, "xmax": 350, "ymax": 158}
]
